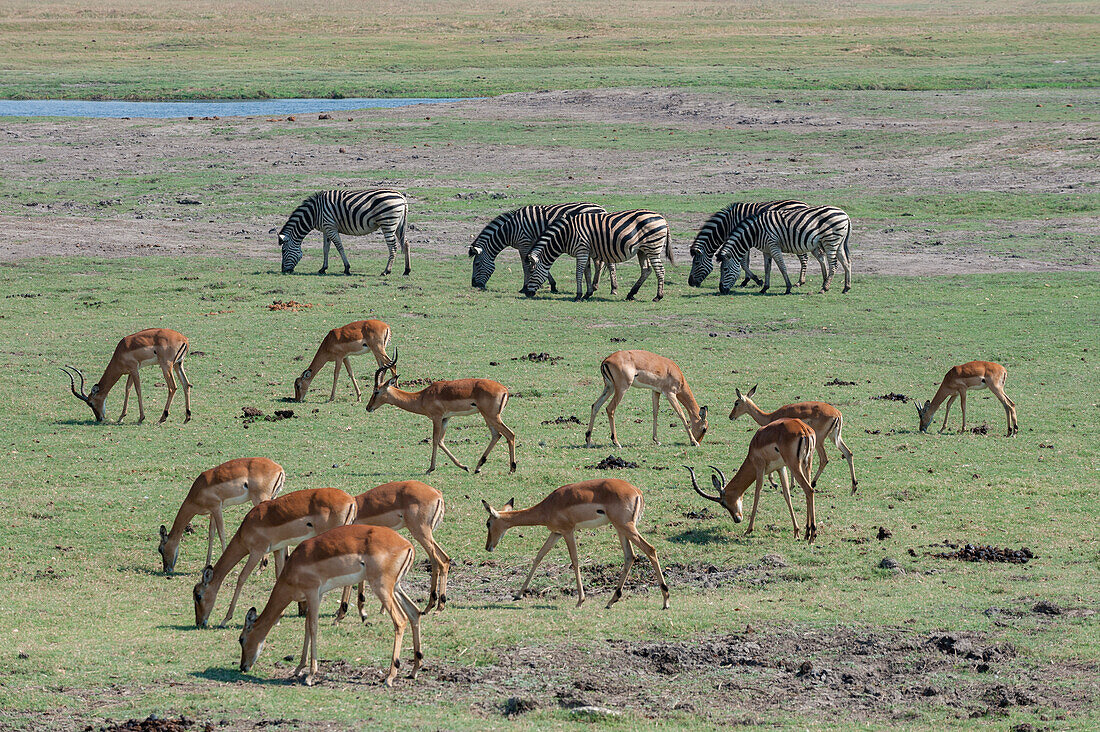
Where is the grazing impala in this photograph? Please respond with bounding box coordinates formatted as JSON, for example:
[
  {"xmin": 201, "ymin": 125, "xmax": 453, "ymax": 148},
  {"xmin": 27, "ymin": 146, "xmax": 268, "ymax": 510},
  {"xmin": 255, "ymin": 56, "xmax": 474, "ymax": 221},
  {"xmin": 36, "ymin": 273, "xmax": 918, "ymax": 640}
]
[
  {"xmin": 483, "ymin": 479, "xmax": 670, "ymax": 610},
  {"xmin": 293, "ymin": 319, "xmax": 394, "ymax": 403},
  {"xmin": 158, "ymin": 457, "xmax": 286, "ymax": 573},
  {"xmin": 62, "ymin": 328, "xmax": 192, "ymax": 423},
  {"xmin": 917, "ymin": 361, "xmax": 1018, "ymax": 437},
  {"xmin": 193, "ymin": 488, "xmax": 356, "ymax": 628},
  {"xmin": 366, "ymin": 349, "xmax": 517, "ymax": 474},
  {"xmin": 335, "ymin": 480, "xmax": 451, "ymax": 621},
  {"xmin": 239, "ymin": 524, "xmax": 422, "ymax": 687},
  {"xmin": 585, "ymin": 350, "xmax": 708, "ymax": 448},
  {"xmin": 729, "ymin": 385, "xmax": 857, "ymax": 493},
  {"xmin": 685, "ymin": 418, "xmax": 819, "ymax": 542}
]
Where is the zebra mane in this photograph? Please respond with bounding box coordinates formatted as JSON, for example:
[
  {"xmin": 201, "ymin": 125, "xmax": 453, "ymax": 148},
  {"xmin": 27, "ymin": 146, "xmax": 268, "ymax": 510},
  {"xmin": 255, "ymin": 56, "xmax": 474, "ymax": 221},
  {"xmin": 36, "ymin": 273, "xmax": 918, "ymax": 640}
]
[
  {"xmin": 529, "ymin": 215, "xmax": 572, "ymax": 264},
  {"xmin": 716, "ymin": 214, "xmax": 763, "ymax": 260},
  {"xmin": 279, "ymin": 194, "xmax": 320, "ymax": 242},
  {"xmin": 473, "ymin": 208, "xmax": 522, "ymax": 252}
]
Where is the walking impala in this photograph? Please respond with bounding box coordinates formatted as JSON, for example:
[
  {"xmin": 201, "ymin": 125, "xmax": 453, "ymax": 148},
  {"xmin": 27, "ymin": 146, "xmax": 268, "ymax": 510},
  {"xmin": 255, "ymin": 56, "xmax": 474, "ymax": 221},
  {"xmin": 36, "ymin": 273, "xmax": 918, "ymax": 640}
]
[
  {"xmin": 916, "ymin": 361, "xmax": 1018, "ymax": 436},
  {"xmin": 729, "ymin": 385, "xmax": 857, "ymax": 493},
  {"xmin": 585, "ymin": 350, "xmax": 708, "ymax": 448},
  {"xmin": 293, "ymin": 319, "xmax": 395, "ymax": 403},
  {"xmin": 335, "ymin": 480, "xmax": 451, "ymax": 621},
  {"xmin": 239, "ymin": 524, "xmax": 422, "ymax": 687},
  {"xmin": 193, "ymin": 488, "xmax": 356, "ymax": 628},
  {"xmin": 685, "ymin": 417, "xmax": 819, "ymax": 542},
  {"xmin": 158, "ymin": 457, "xmax": 286, "ymax": 573},
  {"xmin": 483, "ymin": 479, "xmax": 670, "ymax": 610},
  {"xmin": 62, "ymin": 328, "xmax": 192, "ymax": 423},
  {"xmin": 365, "ymin": 350, "xmax": 517, "ymax": 474}
]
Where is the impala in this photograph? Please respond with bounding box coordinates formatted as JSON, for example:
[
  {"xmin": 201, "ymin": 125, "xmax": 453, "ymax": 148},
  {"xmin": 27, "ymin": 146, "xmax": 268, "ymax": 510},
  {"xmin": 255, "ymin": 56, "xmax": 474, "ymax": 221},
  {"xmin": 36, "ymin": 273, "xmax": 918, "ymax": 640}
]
[
  {"xmin": 685, "ymin": 417, "xmax": 819, "ymax": 542},
  {"xmin": 159, "ymin": 457, "xmax": 286, "ymax": 573},
  {"xmin": 365, "ymin": 349, "xmax": 517, "ymax": 474},
  {"xmin": 335, "ymin": 480, "xmax": 451, "ymax": 621},
  {"xmin": 239, "ymin": 524, "xmax": 422, "ymax": 687},
  {"xmin": 729, "ymin": 385, "xmax": 856, "ymax": 493},
  {"xmin": 193, "ymin": 487, "xmax": 356, "ymax": 628},
  {"xmin": 916, "ymin": 361, "xmax": 1018, "ymax": 437},
  {"xmin": 293, "ymin": 319, "xmax": 395, "ymax": 403},
  {"xmin": 585, "ymin": 350, "xmax": 708, "ymax": 448},
  {"xmin": 483, "ymin": 478, "xmax": 670, "ymax": 609},
  {"xmin": 62, "ymin": 328, "xmax": 192, "ymax": 423}
]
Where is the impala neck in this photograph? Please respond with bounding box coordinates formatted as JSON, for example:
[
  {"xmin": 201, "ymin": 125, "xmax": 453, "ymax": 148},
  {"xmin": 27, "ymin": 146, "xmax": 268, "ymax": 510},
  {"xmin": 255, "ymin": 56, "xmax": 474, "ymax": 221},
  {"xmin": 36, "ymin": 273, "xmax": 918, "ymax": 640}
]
[
  {"xmin": 206, "ymin": 535, "xmax": 250, "ymax": 592},
  {"xmin": 380, "ymin": 387, "xmax": 430, "ymax": 415},
  {"xmin": 94, "ymin": 359, "xmax": 127, "ymax": 397},
  {"xmin": 741, "ymin": 401, "xmax": 774, "ymax": 427},
  {"xmin": 677, "ymin": 384, "xmax": 703, "ymax": 423},
  {"xmin": 926, "ymin": 384, "xmax": 954, "ymax": 416},
  {"xmin": 723, "ymin": 462, "xmax": 759, "ymax": 502},
  {"xmin": 497, "ymin": 507, "xmax": 549, "ymax": 529},
  {"xmin": 165, "ymin": 501, "xmax": 199, "ymax": 545},
  {"xmin": 304, "ymin": 344, "xmax": 332, "ymax": 375},
  {"xmin": 249, "ymin": 584, "xmax": 297, "ymax": 644}
]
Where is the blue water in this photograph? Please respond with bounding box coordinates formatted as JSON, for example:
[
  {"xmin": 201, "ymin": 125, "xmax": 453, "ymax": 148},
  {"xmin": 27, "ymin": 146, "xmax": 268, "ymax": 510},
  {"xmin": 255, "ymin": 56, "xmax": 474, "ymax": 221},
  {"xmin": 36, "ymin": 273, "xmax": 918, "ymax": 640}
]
[{"xmin": 0, "ymin": 97, "xmax": 468, "ymax": 119}]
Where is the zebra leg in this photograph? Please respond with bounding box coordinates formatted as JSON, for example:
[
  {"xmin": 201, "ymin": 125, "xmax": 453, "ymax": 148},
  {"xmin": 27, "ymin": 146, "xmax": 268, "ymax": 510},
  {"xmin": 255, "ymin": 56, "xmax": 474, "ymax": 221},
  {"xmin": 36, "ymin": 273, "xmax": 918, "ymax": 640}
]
[
  {"xmin": 329, "ymin": 231, "xmax": 352, "ymax": 275},
  {"xmin": 811, "ymin": 248, "xmax": 827, "ymax": 287},
  {"xmin": 652, "ymin": 256, "xmax": 666, "ymax": 302},
  {"xmin": 821, "ymin": 244, "xmax": 840, "ymax": 293},
  {"xmin": 760, "ymin": 251, "xmax": 772, "ymax": 293},
  {"xmin": 574, "ymin": 252, "xmax": 589, "ymax": 301},
  {"xmin": 626, "ymin": 252, "xmax": 652, "ymax": 301},
  {"xmin": 583, "ymin": 259, "xmax": 598, "ymax": 300},
  {"xmin": 319, "ymin": 232, "xmax": 331, "ymax": 274},
  {"xmin": 796, "ymin": 252, "xmax": 811, "ymax": 287},
  {"xmin": 769, "ymin": 245, "xmax": 793, "ymax": 294},
  {"xmin": 608, "ymin": 262, "xmax": 619, "ymax": 295},
  {"xmin": 741, "ymin": 251, "xmax": 760, "ymax": 287},
  {"xmin": 381, "ymin": 228, "xmax": 398, "ymax": 276},
  {"xmin": 837, "ymin": 241, "xmax": 852, "ymax": 293}
]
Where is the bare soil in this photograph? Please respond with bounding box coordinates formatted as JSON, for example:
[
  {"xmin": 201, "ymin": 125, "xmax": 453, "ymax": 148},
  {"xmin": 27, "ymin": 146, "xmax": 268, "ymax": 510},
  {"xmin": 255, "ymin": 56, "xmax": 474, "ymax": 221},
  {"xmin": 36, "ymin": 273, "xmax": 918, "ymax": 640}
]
[{"xmin": 2, "ymin": 88, "xmax": 1096, "ymax": 274}]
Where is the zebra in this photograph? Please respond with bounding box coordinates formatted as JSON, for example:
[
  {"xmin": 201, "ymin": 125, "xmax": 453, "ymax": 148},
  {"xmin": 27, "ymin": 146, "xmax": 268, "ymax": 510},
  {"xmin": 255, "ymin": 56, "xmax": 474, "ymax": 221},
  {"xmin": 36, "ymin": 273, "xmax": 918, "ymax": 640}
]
[
  {"xmin": 468, "ymin": 202, "xmax": 617, "ymax": 293},
  {"xmin": 522, "ymin": 209, "xmax": 673, "ymax": 301},
  {"xmin": 688, "ymin": 200, "xmax": 818, "ymax": 289},
  {"xmin": 715, "ymin": 205, "xmax": 852, "ymax": 295},
  {"xmin": 278, "ymin": 189, "xmax": 409, "ymax": 276}
]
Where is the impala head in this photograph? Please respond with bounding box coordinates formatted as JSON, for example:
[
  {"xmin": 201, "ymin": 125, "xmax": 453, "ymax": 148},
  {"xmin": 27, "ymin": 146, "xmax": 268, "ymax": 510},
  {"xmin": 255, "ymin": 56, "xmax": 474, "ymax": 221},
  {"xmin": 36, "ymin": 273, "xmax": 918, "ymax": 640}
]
[
  {"xmin": 729, "ymin": 385, "xmax": 758, "ymax": 421},
  {"xmin": 293, "ymin": 368, "xmax": 314, "ymax": 401},
  {"xmin": 238, "ymin": 606, "xmax": 265, "ymax": 672},
  {"xmin": 365, "ymin": 347, "xmax": 399, "ymax": 412},
  {"xmin": 916, "ymin": 400, "xmax": 934, "ymax": 433},
  {"xmin": 692, "ymin": 405, "xmax": 710, "ymax": 443},
  {"xmin": 157, "ymin": 524, "xmax": 180, "ymax": 574},
  {"xmin": 193, "ymin": 565, "xmax": 215, "ymax": 628},
  {"xmin": 62, "ymin": 365, "xmax": 106, "ymax": 422},
  {"xmin": 687, "ymin": 239, "xmax": 715, "ymax": 287},
  {"xmin": 279, "ymin": 231, "xmax": 303, "ymax": 274},
  {"xmin": 481, "ymin": 498, "xmax": 515, "ymax": 551},
  {"xmin": 684, "ymin": 465, "xmax": 743, "ymax": 522}
]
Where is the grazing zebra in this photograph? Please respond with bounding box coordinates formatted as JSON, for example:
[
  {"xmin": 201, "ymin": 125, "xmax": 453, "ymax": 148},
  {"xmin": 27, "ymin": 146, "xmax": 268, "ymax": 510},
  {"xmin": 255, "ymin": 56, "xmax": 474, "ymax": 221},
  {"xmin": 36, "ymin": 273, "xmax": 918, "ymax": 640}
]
[
  {"xmin": 279, "ymin": 189, "xmax": 409, "ymax": 276},
  {"xmin": 688, "ymin": 200, "xmax": 817, "ymax": 288},
  {"xmin": 716, "ymin": 205, "xmax": 852, "ymax": 294},
  {"xmin": 522, "ymin": 210, "xmax": 673, "ymax": 301},
  {"xmin": 468, "ymin": 203, "xmax": 617, "ymax": 293}
]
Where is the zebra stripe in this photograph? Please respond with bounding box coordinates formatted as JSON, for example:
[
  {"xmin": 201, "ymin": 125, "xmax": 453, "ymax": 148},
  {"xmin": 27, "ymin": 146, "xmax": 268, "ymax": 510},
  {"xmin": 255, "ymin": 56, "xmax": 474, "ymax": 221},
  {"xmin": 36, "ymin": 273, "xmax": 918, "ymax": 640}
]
[
  {"xmin": 688, "ymin": 200, "xmax": 807, "ymax": 287},
  {"xmin": 715, "ymin": 205, "xmax": 852, "ymax": 294},
  {"xmin": 468, "ymin": 202, "xmax": 607, "ymax": 291},
  {"xmin": 279, "ymin": 189, "xmax": 409, "ymax": 276},
  {"xmin": 523, "ymin": 209, "xmax": 672, "ymax": 301}
]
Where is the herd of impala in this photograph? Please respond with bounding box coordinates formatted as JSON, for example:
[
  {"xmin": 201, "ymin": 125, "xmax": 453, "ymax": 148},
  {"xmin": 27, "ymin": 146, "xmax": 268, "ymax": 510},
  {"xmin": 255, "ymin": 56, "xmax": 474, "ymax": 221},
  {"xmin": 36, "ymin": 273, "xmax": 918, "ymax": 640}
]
[{"xmin": 62, "ymin": 317, "xmax": 1018, "ymax": 687}]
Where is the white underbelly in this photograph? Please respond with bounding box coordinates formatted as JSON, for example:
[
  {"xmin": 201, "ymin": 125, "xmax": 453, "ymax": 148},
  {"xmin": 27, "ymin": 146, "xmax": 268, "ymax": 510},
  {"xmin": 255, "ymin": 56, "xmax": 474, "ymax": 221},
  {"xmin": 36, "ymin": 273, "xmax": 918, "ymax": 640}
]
[
  {"xmin": 269, "ymin": 531, "xmax": 314, "ymax": 552},
  {"xmin": 446, "ymin": 407, "xmax": 480, "ymax": 418},
  {"xmin": 319, "ymin": 571, "xmax": 365, "ymax": 596},
  {"xmin": 222, "ymin": 493, "xmax": 250, "ymax": 508},
  {"xmin": 575, "ymin": 515, "xmax": 611, "ymax": 530}
]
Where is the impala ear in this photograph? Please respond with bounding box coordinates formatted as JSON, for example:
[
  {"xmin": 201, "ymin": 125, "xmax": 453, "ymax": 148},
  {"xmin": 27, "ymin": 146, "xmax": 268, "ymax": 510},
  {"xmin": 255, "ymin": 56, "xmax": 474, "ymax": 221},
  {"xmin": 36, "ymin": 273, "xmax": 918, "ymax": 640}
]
[
  {"xmin": 481, "ymin": 499, "xmax": 497, "ymax": 517},
  {"xmin": 200, "ymin": 565, "xmax": 214, "ymax": 585},
  {"xmin": 302, "ymin": 369, "xmax": 312, "ymax": 379},
  {"xmin": 711, "ymin": 474, "xmax": 723, "ymax": 492},
  {"xmin": 90, "ymin": 384, "xmax": 101, "ymax": 395},
  {"xmin": 244, "ymin": 607, "xmax": 258, "ymax": 630},
  {"xmin": 159, "ymin": 525, "xmax": 168, "ymax": 541},
  {"xmin": 504, "ymin": 497, "xmax": 515, "ymax": 511},
  {"xmin": 735, "ymin": 388, "xmax": 743, "ymax": 400},
  {"xmin": 700, "ymin": 405, "xmax": 709, "ymax": 421},
  {"xmin": 747, "ymin": 384, "xmax": 757, "ymax": 397}
]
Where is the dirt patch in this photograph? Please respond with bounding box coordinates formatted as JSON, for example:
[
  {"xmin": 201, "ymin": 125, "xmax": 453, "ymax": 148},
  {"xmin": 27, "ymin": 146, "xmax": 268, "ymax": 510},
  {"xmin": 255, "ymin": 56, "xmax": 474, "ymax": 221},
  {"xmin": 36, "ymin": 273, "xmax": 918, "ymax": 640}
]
[
  {"xmin": 932, "ymin": 542, "xmax": 1035, "ymax": 564},
  {"xmin": 824, "ymin": 378, "xmax": 857, "ymax": 386},
  {"xmin": 587, "ymin": 455, "xmax": 638, "ymax": 469},
  {"xmin": 970, "ymin": 422, "xmax": 991, "ymax": 434},
  {"xmin": 541, "ymin": 415, "xmax": 582, "ymax": 425},
  {"xmin": 239, "ymin": 407, "xmax": 296, "ymax": 426},
  {"xmin": 515, "ymin": 352, "xmax": 563, "ymax": 364},
  {"xmin": 92, "ymin": 716, "xmax": 210, "ymax": 732},
  {"xmin": 873, "ymin": 392, "xmax": 910, "ymax": 402},
  {"xmin": 267, "ymin": 300, "xmax": 312, "ymax": 311}
]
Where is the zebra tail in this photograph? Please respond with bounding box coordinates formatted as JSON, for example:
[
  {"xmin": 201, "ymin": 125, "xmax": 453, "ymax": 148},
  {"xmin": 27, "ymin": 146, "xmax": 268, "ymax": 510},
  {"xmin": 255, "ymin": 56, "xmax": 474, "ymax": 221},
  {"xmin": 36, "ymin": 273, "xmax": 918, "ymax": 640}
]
[
  {"xmin": 664, "ymin": 229, "xmax": 675, "ymax": 266},
  {"xmin": 397, "ymin": 211, "xmax": 407, "ymax": 251},
  {"xmin": 843, "ymin": 227, "xmax": 851, "ymax": 263}
]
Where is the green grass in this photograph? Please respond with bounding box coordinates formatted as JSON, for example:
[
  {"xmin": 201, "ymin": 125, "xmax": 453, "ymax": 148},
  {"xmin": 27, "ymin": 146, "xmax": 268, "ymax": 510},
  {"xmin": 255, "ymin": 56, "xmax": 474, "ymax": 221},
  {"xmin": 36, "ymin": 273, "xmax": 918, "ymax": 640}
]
[
  {"xmin": 0, "ymin": 255, "xmax": 1097, "ymax": 728},
  {"xmin": 0, "ymin": 0, "xmax": 1097, "ymax": 99}
]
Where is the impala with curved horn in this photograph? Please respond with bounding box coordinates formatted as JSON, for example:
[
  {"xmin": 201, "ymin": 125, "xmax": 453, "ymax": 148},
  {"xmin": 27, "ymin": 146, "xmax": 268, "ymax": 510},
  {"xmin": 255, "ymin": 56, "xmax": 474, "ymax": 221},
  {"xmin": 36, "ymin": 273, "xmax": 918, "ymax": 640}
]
[
  {"xmin": 916, "ymin": 361, "xmax": 1018, "ymax": 437},
  {"xmin": 365, "ymin": 349, "xmax": 517, "ymax": 474},
  {"xmin": 685, "ymin": 418, "xmax": 819, "ymax": 542},
  {"xmin": 63, "ymin": 328, "xmax": 192, "ymax": 423}
]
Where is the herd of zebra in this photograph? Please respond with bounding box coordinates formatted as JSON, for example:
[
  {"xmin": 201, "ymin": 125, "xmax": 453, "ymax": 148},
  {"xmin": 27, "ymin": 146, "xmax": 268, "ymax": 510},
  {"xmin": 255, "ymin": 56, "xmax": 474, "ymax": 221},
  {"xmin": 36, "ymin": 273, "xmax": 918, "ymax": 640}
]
[{"xmin": 277, "ymin": 190, "xmax": 854, "ymax": 299}]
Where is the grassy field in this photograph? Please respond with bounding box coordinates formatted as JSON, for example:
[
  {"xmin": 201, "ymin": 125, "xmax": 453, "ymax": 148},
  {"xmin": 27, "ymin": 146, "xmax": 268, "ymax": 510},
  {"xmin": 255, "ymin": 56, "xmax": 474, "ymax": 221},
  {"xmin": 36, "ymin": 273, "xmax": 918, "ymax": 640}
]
[
  {"xmin": 0, "ymin": 255, "xmax": 1097, "ymax": 729},
  {"xmin": 0, "ymin": 0, "xmax": 1097, "ymax": 100}
]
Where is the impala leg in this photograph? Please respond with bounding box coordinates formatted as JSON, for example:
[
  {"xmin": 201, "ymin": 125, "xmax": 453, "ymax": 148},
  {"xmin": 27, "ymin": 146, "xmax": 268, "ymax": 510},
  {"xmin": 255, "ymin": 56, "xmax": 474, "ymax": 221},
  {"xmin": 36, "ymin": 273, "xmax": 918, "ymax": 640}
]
[
  {"xmin": 357, "ymin": 580, "xmax": 368, "ymax": 621},
  {"xmin": 221, "ymin": 552, "xmax": 263, "ymax": 626},
  {"xmin": 382, "ymin": 228, "xmax": 398, "ymax": 277},
  {"xmin": 175, "ymin": 361, "xmax": 192, "ymax": 422},
  {"xmin": 605, "ymin": 388, "xmax": 626, "ymax": 449},
  {"xmin": 830, "ymin": 426, "xmax": 857, "ymax": 492},
  {"xmin": 295, "ymin": 599, "xmax": 312, "ymax": 678},
  {"xmin": 376, "ymin": 580, "xmax": 408, "ymax": 686},
  {"xmin": 395, "ymin": 587, "xmax": 422, "ymax": 678},
  {"xmin": 335, "ymin": 584, "xmax": 352, "ymax": 623},
  {"xmin": 119, "ymin": 374, "xmax": 134, "ymax": 422},
  {"xmin": 777, "ymin": 468, "xmax": 800, "ymax": 539},
  {"xmin": 665, "ymin": 391, "xmax": 696, "ymax": 446},
  {"xmin": 273, "ymin": 547, "xmax": 286, "ymax": 577},
  {"xmin": 518, "ymin": 533, "xmax": 561, "ymax": 599},
  {"xmin": 431, "ymin": 417, "xmax": 469, "ymax": 473},
  {"xmin": 958, "ymin": 390, "xmax": 968, "ymax": 433},
  {"xmin": 204, "ymin": 514, "xmax": 217, "ymax": 568},
  {"xmin": 131, "ymin": 370, "xmax": 146, "ymax": 423},
  {"xmin": 651, "ymin": 391, "xmax": 661, "ymax": 445},
  {"xmin": 158, "ymin": 363, "xmax": 177, "ymax": 423},
  {"xmin": 300, "ymin": 598, "xmax": 321, "ymax": 685},
  {"xmin": 988, "ymin": 380, "xmax": 1017, "ymax": 436},
  {"xmin": 562, "ymin": 531, "xmax": 586, "ymax": 607},
  {"xmin": 606, "ymin": 529, "xmax": 636, "ymax": 609},
  {"xmin": 810, "ymin": 440, "xmax": 829, "ymax": 488},
  {"xmin": 745, "ymin": 475, "xmax": 765, "ymax": 535},
  {"xmin": 939, "ymin": 395, "xmax": 957, "ymax": 432},
  {"xmin": 344, "ymin": 358, "xmax": 362, "ymax": 401},
  {"xmin": 585, "ymin": 382, "xmax": 614, "ymax": 447},
  {"xmin": 328, "ymin": 360, "xmax": 340, "ymax": 402},
  {"xmin": 411, "ymin": 524, "xmax": 450, "ymax": 612},
  {"xmin": 624, "ymin": 523, "xmax": 670, "ymax": 610},
  {"xmin": 792, "ymin": 465, "xmax": 817, "ymax": 543}
]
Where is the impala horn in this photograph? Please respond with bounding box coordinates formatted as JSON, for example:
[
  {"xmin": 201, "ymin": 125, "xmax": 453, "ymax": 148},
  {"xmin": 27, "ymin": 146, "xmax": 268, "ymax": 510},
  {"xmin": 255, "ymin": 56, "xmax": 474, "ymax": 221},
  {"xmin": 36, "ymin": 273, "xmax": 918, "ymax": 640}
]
[
  {"xmin": 62, "ymin": 365, "xmax": 92, "ymax": 405},
  {"xmin": 684, "ymin": 465, "xmax": 722, "ymax": 502}
]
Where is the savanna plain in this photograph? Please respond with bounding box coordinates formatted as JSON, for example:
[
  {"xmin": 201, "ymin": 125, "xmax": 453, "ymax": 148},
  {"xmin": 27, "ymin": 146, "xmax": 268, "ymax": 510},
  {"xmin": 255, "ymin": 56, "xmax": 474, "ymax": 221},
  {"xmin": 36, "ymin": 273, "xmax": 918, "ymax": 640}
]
[{"xmin": 0, "ymin": 1, "xmax": 1098, "ymax": 730}]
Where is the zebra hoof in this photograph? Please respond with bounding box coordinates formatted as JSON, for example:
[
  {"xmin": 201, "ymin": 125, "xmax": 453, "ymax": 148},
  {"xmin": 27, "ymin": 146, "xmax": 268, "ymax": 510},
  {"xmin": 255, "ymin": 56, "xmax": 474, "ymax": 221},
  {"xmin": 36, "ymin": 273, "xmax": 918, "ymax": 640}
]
[
  {"xmin": 842, "ymin": 286, "xmax": 851, "ymax": 293},
  {"xmin": 343, "ymin": 268, "xmax": 351, "ymax": 276},
  {"xmin": 317, "ymin": 268, "xmax": 327, "ymax": 275},
  {"xmin": 652, "ymin": 295, "xmax": 662, "ymax": 302},
  {"xmin": 403, "ymin": 268, "xmax": 411, "ymax": 276}
]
